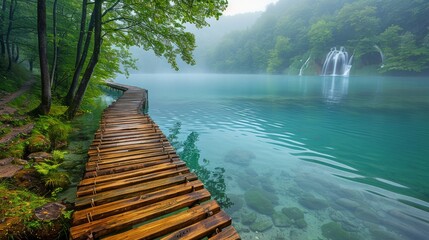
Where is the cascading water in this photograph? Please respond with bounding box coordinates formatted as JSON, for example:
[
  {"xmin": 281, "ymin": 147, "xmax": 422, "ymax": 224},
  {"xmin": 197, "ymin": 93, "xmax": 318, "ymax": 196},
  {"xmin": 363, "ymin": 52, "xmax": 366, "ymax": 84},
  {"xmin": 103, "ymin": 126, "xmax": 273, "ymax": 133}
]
[
  {"xmin": 299, "ymin": 56, "xmax": 311, "ymax": 76},
  {"xmin": 321, "ymin": 47, "xmax": 353, "ymax": 77}
]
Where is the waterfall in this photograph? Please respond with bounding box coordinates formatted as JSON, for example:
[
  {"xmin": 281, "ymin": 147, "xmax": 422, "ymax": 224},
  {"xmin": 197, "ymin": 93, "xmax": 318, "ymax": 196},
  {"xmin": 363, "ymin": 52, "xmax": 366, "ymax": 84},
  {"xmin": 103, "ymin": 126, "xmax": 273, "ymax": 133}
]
[
  {"xmin": 374, "ymin": 45, "xmax": 385, "ymax": 68},
  {"xmin": 321, "ymin": 47, "xmax": 353, "ymax": 77},
  {"xmin": 299, "ymin": 56, "xmax": 311, "ymax": 76}
]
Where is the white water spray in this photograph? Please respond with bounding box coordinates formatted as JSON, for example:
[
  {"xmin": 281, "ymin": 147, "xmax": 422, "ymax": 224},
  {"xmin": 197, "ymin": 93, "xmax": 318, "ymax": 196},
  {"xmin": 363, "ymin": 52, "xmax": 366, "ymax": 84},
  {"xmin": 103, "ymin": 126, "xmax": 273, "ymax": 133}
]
[{"xmin": 321, "ymin": 47, "xmax": 353, "ymax": 77}]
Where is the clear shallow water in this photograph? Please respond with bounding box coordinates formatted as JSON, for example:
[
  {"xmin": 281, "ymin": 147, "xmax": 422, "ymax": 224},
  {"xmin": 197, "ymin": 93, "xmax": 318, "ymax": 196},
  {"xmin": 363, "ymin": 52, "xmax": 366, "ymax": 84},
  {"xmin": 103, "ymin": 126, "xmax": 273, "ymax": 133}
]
[{"xmin": 116, "ymin": 74, "xmax": 429, "ymax": 240}]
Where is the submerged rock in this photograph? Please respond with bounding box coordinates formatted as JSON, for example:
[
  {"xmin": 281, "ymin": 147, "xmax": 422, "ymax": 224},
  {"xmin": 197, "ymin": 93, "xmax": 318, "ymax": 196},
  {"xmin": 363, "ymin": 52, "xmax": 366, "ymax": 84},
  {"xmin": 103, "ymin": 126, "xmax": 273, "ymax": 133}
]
[
  {"xmin": 241, "ymin": 211, "xmax": 257, "ymax": 225},
  {"xmin": 321, "ymin": 222, "xmax": 360, "ymax": 240},
  {"xmin": 225, "ymin": 194, "xmax": 244, "ymax": 215},
  {"xmin": 244, "ymin": 189, "xmax": 275, "ymax": 215},
  {"xmin": 272, "ymin": 211, "xmax": 293, "ymax": 227},
  {"xmin": 336, "ymin": 198, "xmax": 360, "ymax": 210},
  {"xmin": 250, "ymin": 218, "xmax": 273, "ymax": 232},
  {"xmin": 299, "ymin": 194, "xmax": 329, "ymax": 210},
  {"xmin": 282, "ymin": 207, "xmax": 304, "ymax": 220},
  {"xmin": 224, "ymin": 149, "xmax": 255, "ymax": 166}
]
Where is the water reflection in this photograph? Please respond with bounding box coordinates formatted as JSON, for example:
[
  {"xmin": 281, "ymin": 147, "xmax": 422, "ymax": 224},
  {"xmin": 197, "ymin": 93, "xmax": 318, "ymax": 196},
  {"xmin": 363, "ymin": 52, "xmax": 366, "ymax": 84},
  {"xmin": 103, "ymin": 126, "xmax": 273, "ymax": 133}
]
[
  {"xmin": 323, "ymin": 76, "xmax": 349, "ymax": 103},
  {"xmin": 167, "ymin": 122, "xmax": 232, "ymax": 208}
]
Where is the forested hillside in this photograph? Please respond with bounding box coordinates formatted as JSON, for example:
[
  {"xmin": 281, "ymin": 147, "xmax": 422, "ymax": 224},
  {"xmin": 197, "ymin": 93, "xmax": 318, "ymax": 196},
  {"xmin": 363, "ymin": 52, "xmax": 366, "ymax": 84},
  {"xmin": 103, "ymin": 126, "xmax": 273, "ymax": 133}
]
[
  {"xmin": 131, "ymin": 12, "xmax": 261, "ymax": 73},
  {"xmin": 207, "ymin": 0, "xmax": 429, "ymax": 74}
]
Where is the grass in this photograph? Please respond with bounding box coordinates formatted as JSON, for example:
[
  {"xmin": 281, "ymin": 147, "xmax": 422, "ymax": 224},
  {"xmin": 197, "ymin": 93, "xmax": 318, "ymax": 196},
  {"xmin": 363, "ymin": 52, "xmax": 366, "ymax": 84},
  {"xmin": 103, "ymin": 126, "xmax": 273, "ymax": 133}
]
[{"xmin": 0, "ymin": 63, "xmax": 31, "ymax": 93}]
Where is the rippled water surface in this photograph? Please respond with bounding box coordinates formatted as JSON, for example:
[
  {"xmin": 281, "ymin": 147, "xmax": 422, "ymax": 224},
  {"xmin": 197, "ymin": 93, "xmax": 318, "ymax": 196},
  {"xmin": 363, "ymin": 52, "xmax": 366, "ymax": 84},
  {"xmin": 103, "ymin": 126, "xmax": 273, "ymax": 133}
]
[{"xmin": 116, "ymin": 74, "xmax": 429, "ymax": 240}]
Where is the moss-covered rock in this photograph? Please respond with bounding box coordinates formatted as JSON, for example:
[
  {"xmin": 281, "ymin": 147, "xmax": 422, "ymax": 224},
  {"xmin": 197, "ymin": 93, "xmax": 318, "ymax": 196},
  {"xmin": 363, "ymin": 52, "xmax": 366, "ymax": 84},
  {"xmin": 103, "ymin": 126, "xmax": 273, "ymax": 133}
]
[
  {"xmin": 299, "ymin": 194, "xmax": 329, "ymax": 210},
  {"xmin": 244, "ymin": 189, "xmax": 275, "ymax": 215},
  {"xmin": 27, "ymin": 152, "xmax": 52, "ymax": 163},
  {"xmin": 272, "ymin": 211, "xmax": 293, "ymax": 227},
  {"xmin": 282, "ymin": 207, "xmax": 304, "ymax": 220},
  {"xmin": 250, "ymin": 218, "xmax": 273, "ymax": 232},
  {"xmin": 27, "ymin": 133, "xmax": 51, "ymax": 153},
  {"xmin": 241, "ymin": 211, "xmax": 257, "ymax": 225},
  {"xmin": 226, "ymin": 194, "xmax": 244, "ymax": 215},
  {"xmin": 321, "ymin": 222, "xmax": 360, "ymax": 240},
  {"xmin": 295, "ymin": 218, "xmax": 307, "ymax": 229}
]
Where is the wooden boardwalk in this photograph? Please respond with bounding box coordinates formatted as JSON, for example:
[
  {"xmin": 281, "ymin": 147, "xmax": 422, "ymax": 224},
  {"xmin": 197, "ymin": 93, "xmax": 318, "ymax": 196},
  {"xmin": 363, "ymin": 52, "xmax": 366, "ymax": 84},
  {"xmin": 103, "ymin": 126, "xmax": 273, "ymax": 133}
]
[{"xmin": 70, "ymin": 83, "xmax": 240, "ymax": 240}]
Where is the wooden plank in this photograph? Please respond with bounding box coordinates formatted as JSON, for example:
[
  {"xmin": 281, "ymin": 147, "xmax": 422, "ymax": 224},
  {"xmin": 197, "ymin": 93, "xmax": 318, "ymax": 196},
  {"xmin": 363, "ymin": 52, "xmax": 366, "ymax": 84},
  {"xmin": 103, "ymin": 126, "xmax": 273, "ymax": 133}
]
[
  {"xmin": 89, "ymin": 137, "xmax": 169, "ymax": 150},
  {"xmin": 88, "ymin": 144, "xmax": 174, "ymax": 158},
  {"xmin": 90, "ymin": 135, "xmax": 167, "ymax": 146},
  {"xmin": 88, "ymin": 142, "xmax": 172, "ymax": 154},
  {"xmin": 102, "ymin": 200, "xmax": 221, "ymax": 240},
  {"xmin": 72, "ymin": 181, "xmax": 205, "ymax": 225},
  {"xmin": 77, "ymin": 166, "xmax": 190, "ymax": 197},
  {"xmin": 160, "ymin": 211, "xmax": 232, "ymax": 240},
  {"xmin": 86, "ymin": 154, "xmax": 179, "ymax": 171},
  {"xmin": 70, "ymin": 190, "xmax": 211, "ymax": 240},
  {"xmin": 87, "ymin": 150, "xmax": 177, "ymax": 165},
  {"xmin": 209, "ymin": 226, "xmax": 241, "ymax": 240},
  {"xmin": 89, "ymin": 148, "xmax": 176, "ymax": 161},
  {"xmin": 75, "ymin": 173, "xmax": 198, "ymax": 208},
  {"xmin": 83, "ymin": 158, "xmax": 180, "ymax": 179},
  {"xmin": 79, "ymin": 161, "xmax": 186, "ymax": 187}
]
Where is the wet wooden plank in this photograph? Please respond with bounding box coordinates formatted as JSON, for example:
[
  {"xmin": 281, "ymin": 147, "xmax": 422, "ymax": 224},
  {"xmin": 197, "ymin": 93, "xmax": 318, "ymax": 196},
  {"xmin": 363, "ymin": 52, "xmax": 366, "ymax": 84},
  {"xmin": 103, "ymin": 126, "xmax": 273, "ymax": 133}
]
[
  {"xmin": 70, "ymin": 190, "xmax": 211, "ymax": 240},
  {"xmin": 86, "ymin": 154, "xmax": 179, "ymax": 171},
  {"xmin": 72, "ymin": 181, "xmax": 205, "ymax": 225},
  {"xmin": 88, "ymin": 147, "xmax": 176, "ymax": 161},
  {"xmin": 75, "ymin": 173, "xmax": 198, "ymax": 208},
  {"xmin": 77, "ymin": 166, "xmax": 190, "ymax": 197},
  {"xmin": 161, "ymin": 211, "xmax": 232, "ymax": 240},
  {"xmin": 102, "ymin": 200, "xmax": 221, "ymax": 240},
  {"xmin": 83, "ymin": 157, "xmax": 180, "ymax": 179},
  {"xmin": 209, "ymin": 226, "xmax": 241, "ymax": 240},
  {"xmin": 79, "ymin": 161, "xmax": 186, "ymax": 187}
]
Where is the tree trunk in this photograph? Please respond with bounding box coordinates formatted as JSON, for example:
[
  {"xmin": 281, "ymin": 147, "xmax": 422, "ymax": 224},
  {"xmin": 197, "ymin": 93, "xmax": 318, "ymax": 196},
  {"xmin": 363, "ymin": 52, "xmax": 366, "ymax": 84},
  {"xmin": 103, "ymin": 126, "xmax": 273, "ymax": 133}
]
[
  {"xmin": 13, "ymin": 43, "xmax": 18, "ymax": 62},
  {"xmin": 65, "ymin": 9, "xmax": 94, "ymax": 105},
  {"xmin": 66, "ymin": 0, "xmax": 102, "ymax": 119},
  {"xmin": 6, "ymin": 0, "xmax": 16, "ymax": 71},
  {"xmin": 36, "ymin": 0, "xmax": 51, "ymax": 115},
  {"xmin": 50, "ymin": 0, "xmax": 58, "ymax": 87},
  {"xmin": 0, "ymin": 0, "xmax": 6, "ymax": 58},
  {"xmin": 29, "ymin": 59, "xmax": 33, "ymax": 72},
  {"xmin": 75, "ymin": 0, "xmax": 87, "ymax": 68}
]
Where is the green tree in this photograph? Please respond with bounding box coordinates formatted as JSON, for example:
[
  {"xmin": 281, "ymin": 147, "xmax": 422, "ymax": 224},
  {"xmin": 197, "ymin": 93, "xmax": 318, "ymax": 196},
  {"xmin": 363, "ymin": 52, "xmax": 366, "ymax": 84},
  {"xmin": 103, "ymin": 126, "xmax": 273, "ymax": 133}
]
[
  {"xmin": 378, "ymin": 25, "xmax": 429, "ymax": 72},
  {"xmin": 65, "ymin": 0, "xmax": 228, "ymax": 119},
  {"xmin": 267, "ymin": 36, "xmax": 292, "ymax": 73}
]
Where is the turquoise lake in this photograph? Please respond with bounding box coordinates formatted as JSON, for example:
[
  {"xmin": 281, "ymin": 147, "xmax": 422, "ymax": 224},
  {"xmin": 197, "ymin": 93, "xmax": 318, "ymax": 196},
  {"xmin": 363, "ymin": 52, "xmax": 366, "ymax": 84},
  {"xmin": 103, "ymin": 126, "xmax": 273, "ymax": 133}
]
[{"xmin": 115, "ymin": 74, "xmax": 429, "ymax": 240}]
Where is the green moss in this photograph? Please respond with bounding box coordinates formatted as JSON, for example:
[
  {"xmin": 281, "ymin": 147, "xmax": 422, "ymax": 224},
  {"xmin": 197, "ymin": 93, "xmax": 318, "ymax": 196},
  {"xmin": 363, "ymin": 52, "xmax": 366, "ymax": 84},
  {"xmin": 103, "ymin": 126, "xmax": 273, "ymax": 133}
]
[
  {"xmin": 250, "ymin": 218, "xmax": 273, "ymax": 232},
  {"xmin": 34, "ymin": 116, "xmax": 71, "ymax": 149},
  {"xmin": 244, "ymin": 189, "xmax": 275, "ymax": 215},
  {"xmin": 272, "ymin": 211, "xmax": 293, "ymax": 227},
  {"xmin": 27, "ymin": 133, "xmax": 51, "ymax": 153},
  {"xmin": 299, "ymin": 194, "xmax": 329, "ymax": 210},
  {"xmin": 241, "ymin": 211, "xmax": 257, "ymax": 225},
  {"xmin": 0, "ymin": 182, "xmax": 49, "ymax": 225},
  {"xmin": 281, "ymin": 207, "xmax": 304, "ymax": 220},
  {"xmin": 0, "ymin": 139, "xmax": 27, "ymax": 158},
  {"xmin": 321, "ymin": 222, "xmax": 360, "ymax": 240}
]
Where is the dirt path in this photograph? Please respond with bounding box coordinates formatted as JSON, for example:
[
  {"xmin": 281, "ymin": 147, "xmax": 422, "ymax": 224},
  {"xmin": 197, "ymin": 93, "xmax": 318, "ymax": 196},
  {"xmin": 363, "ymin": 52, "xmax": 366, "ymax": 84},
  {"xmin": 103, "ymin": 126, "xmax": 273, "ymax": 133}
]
[
  {"xmin": 0, "ymin": 77, "xmax": 36, "ymax": 144},
  {"xmin": 0, "ymin": 77, "xmax": 35, "ymax": 115}
]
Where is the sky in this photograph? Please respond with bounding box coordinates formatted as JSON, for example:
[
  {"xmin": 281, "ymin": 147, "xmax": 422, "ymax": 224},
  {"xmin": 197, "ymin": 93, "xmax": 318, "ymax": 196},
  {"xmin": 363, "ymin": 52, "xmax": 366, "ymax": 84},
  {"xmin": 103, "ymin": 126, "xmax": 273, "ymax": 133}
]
[{"xmin": 224, "ymin": 0, "xmax": 279, "ymax": 15}]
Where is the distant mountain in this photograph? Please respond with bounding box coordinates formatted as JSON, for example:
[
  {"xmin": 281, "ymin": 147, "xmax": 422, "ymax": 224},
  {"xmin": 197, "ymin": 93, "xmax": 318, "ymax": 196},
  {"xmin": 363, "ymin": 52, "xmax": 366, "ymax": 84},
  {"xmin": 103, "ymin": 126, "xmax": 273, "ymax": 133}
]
[{"xmin": 130, "ymin": 12, "xmax": 262, "ymax": 73}]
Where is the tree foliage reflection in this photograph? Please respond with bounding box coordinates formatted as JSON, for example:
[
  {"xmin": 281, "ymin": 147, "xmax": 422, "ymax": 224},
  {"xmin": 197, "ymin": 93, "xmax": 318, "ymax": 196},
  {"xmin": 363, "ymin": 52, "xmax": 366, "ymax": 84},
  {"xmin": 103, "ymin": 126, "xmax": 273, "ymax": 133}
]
[{"xmin": 168, "ymin": 122, "xmax": 232, "ymax": 208}]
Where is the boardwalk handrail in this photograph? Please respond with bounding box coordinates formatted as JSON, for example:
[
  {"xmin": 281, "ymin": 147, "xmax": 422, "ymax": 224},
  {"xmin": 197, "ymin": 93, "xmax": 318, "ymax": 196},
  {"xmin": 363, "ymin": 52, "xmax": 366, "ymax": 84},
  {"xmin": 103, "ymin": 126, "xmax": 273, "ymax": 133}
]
[{"xmin": 70, "ymin": 82, "xmax": 240, "ymax": 240}]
